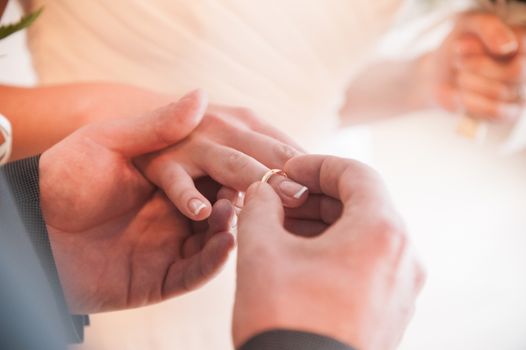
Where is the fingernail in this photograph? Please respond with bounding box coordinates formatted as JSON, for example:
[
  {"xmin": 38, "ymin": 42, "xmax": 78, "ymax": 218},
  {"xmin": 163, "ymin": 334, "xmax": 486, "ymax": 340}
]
[
  {"xmin": 189, "ymin": 198, "xmax": 207, "ymax": 216},
  {"xmin": 230, "ymin": 213, "xmax": 238, "ymax": 229},
  {"xmin": 236, "ymin": 191, "xmax": 245, "ymax": 207},
  {"xmin": 498, "ymin": 37, "xmax": 518, "ymax": 55},
  {"xmin": 278, "ymin": 180, "xmax": 308, "ymax": 199}
]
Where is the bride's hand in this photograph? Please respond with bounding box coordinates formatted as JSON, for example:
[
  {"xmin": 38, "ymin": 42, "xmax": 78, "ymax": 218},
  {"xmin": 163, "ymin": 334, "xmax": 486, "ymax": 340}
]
[
  {"xmin": 135, "ymin": 93, "xmax": 309, "ymax": 220},
  {"xmin": 430, "ymin": 11, "xmax": 525, "ymax": 124}
]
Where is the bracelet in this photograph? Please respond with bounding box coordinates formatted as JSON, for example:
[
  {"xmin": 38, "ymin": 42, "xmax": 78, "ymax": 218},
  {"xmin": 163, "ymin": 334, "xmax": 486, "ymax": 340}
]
[{"xmin": 0, "ymin": 113, "xmax": 12, "ymax": 165}]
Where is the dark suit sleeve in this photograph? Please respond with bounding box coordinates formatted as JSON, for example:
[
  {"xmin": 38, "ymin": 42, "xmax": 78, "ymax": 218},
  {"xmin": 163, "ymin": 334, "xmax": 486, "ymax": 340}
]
[
  {"xmin": 240, "ymin": 330, "xmax": 356, "ymax": 350},
  {"xmin": 1, "ymin": 156, "xmax": 88, "ymax": 343}
]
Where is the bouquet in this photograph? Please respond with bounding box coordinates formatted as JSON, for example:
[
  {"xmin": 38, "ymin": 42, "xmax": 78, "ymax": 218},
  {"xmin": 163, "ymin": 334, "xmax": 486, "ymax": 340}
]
[{"xmin": 0, "ymin": 7, "xmax": 42, "ymax": 40}]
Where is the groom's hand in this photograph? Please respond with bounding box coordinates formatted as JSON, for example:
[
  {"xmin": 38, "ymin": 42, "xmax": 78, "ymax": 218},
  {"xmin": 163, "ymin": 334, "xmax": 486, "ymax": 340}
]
[
  {"xmin": 233, "ymin": 155, "xmax": 425, "ymax": 350},
  {"xmin": 40, "ymin": 90, "xmax": 236, "ymax": 313}
]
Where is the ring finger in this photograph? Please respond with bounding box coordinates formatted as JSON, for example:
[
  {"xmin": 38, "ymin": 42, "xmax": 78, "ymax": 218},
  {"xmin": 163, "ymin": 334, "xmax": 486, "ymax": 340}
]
[{"xmin": 194, "ymin": 142, "xmax": 308, "ymax": 207}]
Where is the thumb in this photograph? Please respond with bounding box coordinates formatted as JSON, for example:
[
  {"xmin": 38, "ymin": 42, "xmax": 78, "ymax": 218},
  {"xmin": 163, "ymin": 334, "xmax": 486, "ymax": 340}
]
[
  {"xmin": 458, "ymin": 13, "xmax": 518, "ymax": 56},
  {"xmin": 238, "ymin": 182, "xmax": 285, "ymax": 246},
  {"xmin": 97, "ymin": 89, "xmax": 207, "ymax": 157}
]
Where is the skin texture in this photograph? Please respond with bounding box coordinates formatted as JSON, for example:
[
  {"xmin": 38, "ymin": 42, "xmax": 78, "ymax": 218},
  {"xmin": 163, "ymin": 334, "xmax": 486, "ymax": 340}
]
[
  {"xmin": 233, "ymin": 155, "xmax": 425, "ymax": 350},
  {"xmin": 39, "ymin": 91, "xmax": 239, "ymax": 313},
  {"xmin": 342, "ymin": 11, "xmax": 526, "ymax": 125},
  {"xmin": 135, "ymin": 104, "xmax": 308, "ymax": 221},
  {"xmin": 40, "ymin": 90, "xmax": 308, "ymax": 314},
  {"xmin": 0, "ymin": 83, "xmax": 173, "ymax": 160},
  {"xmin": 0, "ymin": 84, "xmax": 306, "ymax": 169},
  {"xmin": 5, "ymin": 81, "xmax": 309, "ymax": 220}
]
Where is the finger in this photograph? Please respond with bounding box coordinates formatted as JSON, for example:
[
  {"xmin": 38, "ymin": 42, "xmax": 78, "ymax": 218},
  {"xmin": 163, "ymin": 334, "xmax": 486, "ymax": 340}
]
[
  {"xmin": 195, "ymin": 143, "xmax": 308, "ymax": 207},
  {"xmin": 164, "ymin": 231, "xmax": 235, "ymax": 296},
  {"xmin": 217, "ymin": 187, "xmax": 244, "ymax": 208},
  {"xmin": 226, "ymin": 129, "xmax": 302, "ymax": 170},
  {"xmin": 238, "ymin": 182, "xmax": 286, "ymax": 246},
  {"xmin": 98, "ymin": 90, "xmax": 207, "ymax": 157},
  {"xmin": 253, "ymin": 124, "xmax": 307, "ymax": 153},
  {"xmin": 165, "ymin": 201, "xmax": 236, "ymax": 296},
  {"xmin": 210, "ymin": 105, "xmax": 306, "ymax": 152},
  {"xmin": 454, "ymin": 34, "xmax": 486, "ymax": 57},
  {"xmin": 205, "ymin": 199, "xmax": 236, "ymax": 241},
  {"xmin": 284, "ymin": 155, "xmax": 392, "ymax": 215},
  {"xmin": 142, "ymin": 162, "xmax": 212, "ymax": 220},
  {"xmin": 456, "ymin": 70, "xmax": 522, "ymax": 102},
  {"xmin": 457, "ymin": 88, "xmax": 522, "ymax": 123},
  {"xmin": 456, "ymin": 54, "xmax": 526, "ymax": 84},
  {"xmin": 182, "ymin": 199, "xmax": 237, "ymax": 258},
  {"xmin": 284, "ymin": 218, "xmax": 328, "ymax": 237},
  {"xmin": 284, "ymin": 194, "xmax": 342, "ymax": 225},
  {"xmin": 456, "ymin": 12, "xmax": 518, "ymax": 56}
]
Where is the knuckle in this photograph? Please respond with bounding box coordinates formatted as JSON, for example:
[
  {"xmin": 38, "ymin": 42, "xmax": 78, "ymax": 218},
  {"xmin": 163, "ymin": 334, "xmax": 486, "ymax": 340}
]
[
  {"xmin": 371, "ymin": 215, "xmax": 408, "ymax": 256},
  {"xmin": 173, "ymin": 187, "xmax": 197, "ymax": 204},
  {"xmin": 225, "ymin": 151, "xmax": 251, "ymax": 173},
  {"xmin": 233, "ymin": 107, "xmax": 262, "ymax": 126},
  {"xmin": 160, "ymin": 169, "xmax": 179, "ymax": 189},
  {"xmin": 341, "ymin": 159, "xmax": 382, "ymax": 184},
  {"xmin": 273, "ymin": 142, "xmax": 299, "ymax": 162},
  {"xmin": 153, "ymin": 113, "xmax": 175, "ymax": 148},
  {"xmin": 234, "ymin": 106, "xmax": 257, "ymax": 119},
  {"xmin": 206, "ymin": 113, "xmax": 229, "ymax": 128},
  {"xmin": 204, "ymin": 114, "xmax": 237, "ymax": 137}
]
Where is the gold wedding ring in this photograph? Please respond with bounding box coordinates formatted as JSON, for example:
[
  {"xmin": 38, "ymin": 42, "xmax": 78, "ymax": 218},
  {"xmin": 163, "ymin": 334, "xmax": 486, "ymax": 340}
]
[{"xmin": 261, "ymin": 169, "xmax": 287, "ymax": 183}]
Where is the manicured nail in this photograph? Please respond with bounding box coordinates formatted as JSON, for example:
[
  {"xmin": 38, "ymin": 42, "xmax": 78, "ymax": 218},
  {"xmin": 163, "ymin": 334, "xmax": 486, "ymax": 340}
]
[
  {"xmin": 230, "ymin": 213, "xmax": 238, "ymax": 229},
  {"xmin": 189, "ymin": 198, "xmax": 207, "ymax": 216},
  {"xmin": 500, "ymin": 41, "xmax": 518, "ymax": 55},
  {"xmin": 236, "ymin": 192, "xmax": 245, "ymax": 207},
  {"xmin": 278, "ymin": 180, "xmax": 308, "ymax": 199}
]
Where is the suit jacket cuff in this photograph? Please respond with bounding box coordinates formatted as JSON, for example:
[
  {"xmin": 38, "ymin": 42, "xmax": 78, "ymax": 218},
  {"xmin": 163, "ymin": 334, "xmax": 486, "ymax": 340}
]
[
  {"xmin": 239, "ymin": 329, "xmax": 356, "ymax": 350},
  {"xmin": 2, "ymin": 156, "xmax": 88, "ymax": 343}
]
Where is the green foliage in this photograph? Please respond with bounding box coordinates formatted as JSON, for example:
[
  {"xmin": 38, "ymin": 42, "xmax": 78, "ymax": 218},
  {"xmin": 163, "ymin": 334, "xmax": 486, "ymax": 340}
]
[{"xmin": 0, "ymin": 7, "xmax": 43, "ymax": 40}]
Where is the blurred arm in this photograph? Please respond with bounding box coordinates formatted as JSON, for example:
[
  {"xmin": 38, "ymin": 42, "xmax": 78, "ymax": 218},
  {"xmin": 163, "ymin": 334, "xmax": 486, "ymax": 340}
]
[
  {"xmin": 0, "ymin": 83, "xmax": 171, "ymax": 160},
  {"xmin": 339, "ymin": 54, "xmax": 433, "ymax": 126},
  {"xmin": 341, "ymin": 11, "xmax": 523, "ymax": 126}
]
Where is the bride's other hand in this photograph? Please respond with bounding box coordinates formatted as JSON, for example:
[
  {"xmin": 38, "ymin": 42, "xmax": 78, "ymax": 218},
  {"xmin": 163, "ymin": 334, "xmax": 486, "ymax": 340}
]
[
  {"xmin": 430, "ymin": 11, "xmax": 525, "ymax": 124},
  {"xmin": 135, "ymin": 96, "xmax": 308, "ymax": 221}
]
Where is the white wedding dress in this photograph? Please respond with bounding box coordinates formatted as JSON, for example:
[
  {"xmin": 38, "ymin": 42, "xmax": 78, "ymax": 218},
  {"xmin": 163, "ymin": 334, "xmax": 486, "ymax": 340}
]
[{"xmin": 18, "ymin": 0, "xmax": 526, "ymax": 349}]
